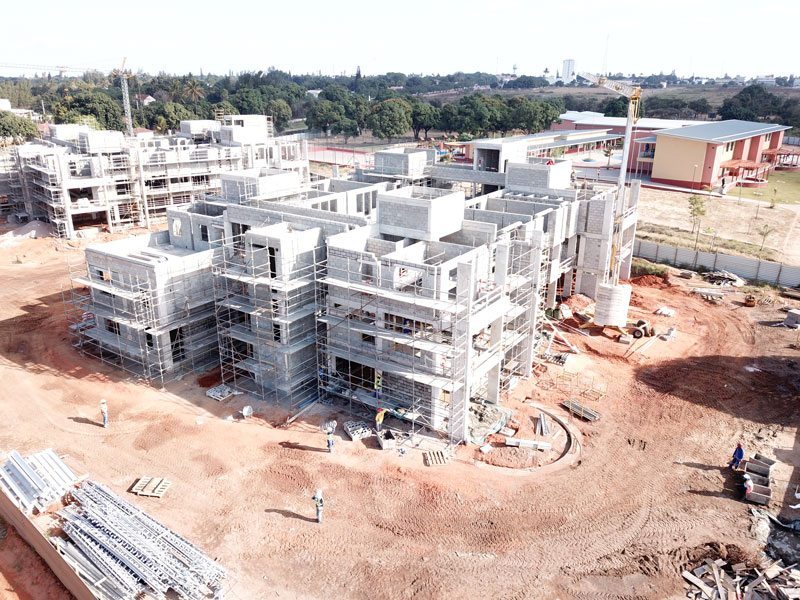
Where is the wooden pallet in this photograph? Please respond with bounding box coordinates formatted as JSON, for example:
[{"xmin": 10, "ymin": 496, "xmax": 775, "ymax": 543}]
[
  {"xmin": 423, "ymin": 451, "xmax": 449, "ymax": 467},
  {"xmin": 130, "ymin": 477, "xmax": 171, "ymax": 498}
]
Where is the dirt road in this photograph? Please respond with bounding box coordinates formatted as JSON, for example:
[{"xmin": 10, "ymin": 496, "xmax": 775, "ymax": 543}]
[{"xmin": 0, "ymin": 236, "xmax": 797, "ymax": 599}]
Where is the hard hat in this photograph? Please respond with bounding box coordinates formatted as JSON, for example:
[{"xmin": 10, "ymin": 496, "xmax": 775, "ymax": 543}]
[
  {"xmin": 100, "ymin": 399, "xmax": 107, "ymax": 404},
  {"xmin": 314, "ymin": 489, "xmax": 322, "ymax": 498},
  {"xmin": 743, "ymin": 474, "xmax": 751, "ymax": 480}
]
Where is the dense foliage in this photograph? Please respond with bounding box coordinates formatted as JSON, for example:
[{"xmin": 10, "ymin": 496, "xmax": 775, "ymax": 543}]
[{"xmin": 0, "ymin": 70, "xmax": 564, "ymax": 139}]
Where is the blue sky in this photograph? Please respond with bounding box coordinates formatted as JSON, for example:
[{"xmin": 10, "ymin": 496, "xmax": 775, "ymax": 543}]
[{"xmin": 1, "ymin": 0, "xmax": 797, "ymax": 78}]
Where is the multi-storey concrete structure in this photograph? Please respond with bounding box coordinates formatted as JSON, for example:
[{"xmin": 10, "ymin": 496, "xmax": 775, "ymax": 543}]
[
  {"xmin": 71, "ymin": 154, "xmax": 636, "ymax": 445},
  {"xmin": 14, "ymin": 116, "xmax": 309, "ymax": 238}
]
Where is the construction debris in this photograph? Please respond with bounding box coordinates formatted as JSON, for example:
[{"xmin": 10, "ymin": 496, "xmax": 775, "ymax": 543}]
[
  {"xmin": 703, "ymin": 270, "xmax": 746, "ymax": 287},
  {"xmin": 783, "ymin": 309, "xmax": 800, "ymax": 329},
  {"xmin": 541, "ymin": 351, "xmax": 569, "ymax": 366},
  {"xmin": 562, "ymin": 399, "xmax": 600, "ymax": 422},
  {"xmin": 205, "ymin": 384, "xmax": 237, "ymax": 402},
  {"xmin": 343, "ymin": 421, "xmax": 372, "ymax": 441},
  {"xmin": 130, "ymin": 477, "xmax": 171, "ymax": 498},
  {"xmin": 660, "ymin": 327, "xmax": 678, "ymax": 341},
  {"xmin": 683, "ymin": 557, "xmax": 800, "ymax": 599},
  {"xmin": 535, "ymin": 412, "xmax": 550, "ymax": 436},
  {"xmin": 0, "ymin": 449, "xmax": 79, "ymax": 515},
  {"xmin": 655, "ymin": 306, "xmax": 676, "ymax": 317},
  {"xmin": 58, "ymin": 480, "xmax": 226, "ymax": 600},
  {"xmin": 505, "ymin": 438, "xmax": 552, "ymax": 451}
]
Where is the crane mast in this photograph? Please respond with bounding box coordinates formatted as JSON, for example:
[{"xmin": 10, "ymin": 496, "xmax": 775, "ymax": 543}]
[{"xmin": 577, "ymin": 72, "xmax": 642, "ymax": 285}]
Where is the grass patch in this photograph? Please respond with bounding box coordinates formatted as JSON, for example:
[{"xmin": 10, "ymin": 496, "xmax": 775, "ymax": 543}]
[
  {"xmin": 630, "ymin": 258, "xmax": 668, "ymax": 277},
  {"xmin": 637, "ymin": 223, "xmax": 780, "ymax": 262},
  {"xmin": 730, "ymin": 170, "xmax": 800, "ymax": 205}
]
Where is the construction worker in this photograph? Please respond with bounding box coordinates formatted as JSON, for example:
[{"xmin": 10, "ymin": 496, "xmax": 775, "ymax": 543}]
[
  {"xmin": 326, "ymin": 429, "xmax": 335, "ymax": 453},
  {"xmin": 728, "ymin": 442, "xmax": 745, "ymax": 470},
  {"xmin": 742, "ymin": 474, "xmax": 754, "ymax": 500},
  {"xmin": 312, "ymin": 489, "xmax": 324, "ymax": 523},
  {"xmin": 99, "ymin": 399, "xmax": 108, "ymax": 428},
  {"xmin": 375, "ymin": 408, "xmax": 387, "ymax": 433}
]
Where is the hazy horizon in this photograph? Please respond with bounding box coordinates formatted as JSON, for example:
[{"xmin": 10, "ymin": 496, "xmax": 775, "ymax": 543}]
[{"xmin": 1, "ymin": 0, "xmax": 797, "ymax": 79}]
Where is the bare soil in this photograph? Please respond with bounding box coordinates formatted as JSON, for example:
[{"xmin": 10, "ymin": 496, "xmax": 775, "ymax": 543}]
[
  {"xmin": 0, "ymin": 236, "xmax": 798, "ymax": 599},
  {"xmin": 636, "ymin": 187, "xmax": 800, "ymax": 265}
]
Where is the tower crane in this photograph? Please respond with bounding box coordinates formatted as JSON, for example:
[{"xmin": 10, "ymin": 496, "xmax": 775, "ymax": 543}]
[
  {"xmin": 111, "ymin": 58, "xmax": 134, "ymax": 137},
  {"xmin": 577, "ymin": 72, "xmax": 642, "ymax": 285}
]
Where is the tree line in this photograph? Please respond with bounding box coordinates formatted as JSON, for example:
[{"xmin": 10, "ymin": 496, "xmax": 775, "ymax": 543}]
[{"xmin": 0, "ymin": 71, "xmax": 565, "ymax": 142}]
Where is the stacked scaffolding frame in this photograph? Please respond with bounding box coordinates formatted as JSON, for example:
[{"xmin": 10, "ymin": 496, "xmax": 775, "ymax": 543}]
[
  {"xmin": 65, "ymin": 254, "xmax": 219, "ymax": 385},
  {"xmin": 315, "ymin": 233, "xmax": 536, "ymax": 445},
  {"xmin": 212, "ymin": 233, "xmax": 321, "ymax": 411}
]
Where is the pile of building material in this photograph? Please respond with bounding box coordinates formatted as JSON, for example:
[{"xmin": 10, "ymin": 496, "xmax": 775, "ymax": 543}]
[
  {"xmin": 0, "ymin": 449, "xmax": 79, "ymax": 515},
  {"xmin": 655, "ymin": 306, "xmax": 676, "ymax": 317},
  {"xmin": 682, "ymin": 557, "xmax": 800, "ymax": 599},
  {"xmin": 205, "ymin": 384, "xmax": 237, "ymax": 402},
  {"xmin": 742, "ymin": 453, "xmax": 776, "ymax": 506},
  {"xmin": 782, "ymin": 309, "xmax": 800, "ymax": 329},
  {"xmin": 562, "ymin": 399, "xmax": 600, "ymax": 422},
  {"xmin": 343, "ymin": 421, "xmax": 372, "ymax": 441},
  {"xmin": 535, "ymin": 412, "xmax": 550, "ymax": 436},
  {"xmin": 703, "ymin": 270, "xmax": 746, "ymax": 287},
  {"xmin": 57, "ymin": 480, "xmax": 226, "ymax": 600}
]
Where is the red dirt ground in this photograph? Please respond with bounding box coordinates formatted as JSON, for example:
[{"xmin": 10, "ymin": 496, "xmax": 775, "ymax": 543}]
[{"xmin": 0, "ymin": 235, "xmax": 798, "ymax": 599}]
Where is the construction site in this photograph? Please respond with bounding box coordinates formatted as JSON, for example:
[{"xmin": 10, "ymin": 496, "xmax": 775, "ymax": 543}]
[{"xmin": 0, "ymin": 77, "xmax": 799, "ymax": 600}]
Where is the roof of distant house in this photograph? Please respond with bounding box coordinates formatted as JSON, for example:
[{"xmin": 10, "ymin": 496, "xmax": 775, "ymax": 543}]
[
  {"xmin": 654, "ymin": 119, "xmax": 792, "ymax": 143},
  {"xmin": 559, "ymin": 111, "xmax": 705, "ymax": 130}
]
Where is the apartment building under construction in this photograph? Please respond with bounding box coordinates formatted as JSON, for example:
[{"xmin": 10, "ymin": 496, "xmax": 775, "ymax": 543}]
[
  {"xmin": 68, "ymin": 151, "xmax": 637, "ymax": 445},
  {"xmin": 13, "ymin": 115, "xmax": 309, "ymax": 238}
]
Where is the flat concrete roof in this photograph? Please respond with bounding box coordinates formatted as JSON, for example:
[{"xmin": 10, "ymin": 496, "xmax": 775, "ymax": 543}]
[
  {"xmin": 654, "ymin": 120, "xmax": 792, "ymax": 143},
  {"xmin": 559, "ymin": 111, "xmax": 705, "ymax": 130}
]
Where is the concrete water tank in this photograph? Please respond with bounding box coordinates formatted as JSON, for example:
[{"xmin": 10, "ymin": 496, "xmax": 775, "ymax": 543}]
[{"xmin": 594, "ymin": 283, "xmax": 632, "ymax": 327}]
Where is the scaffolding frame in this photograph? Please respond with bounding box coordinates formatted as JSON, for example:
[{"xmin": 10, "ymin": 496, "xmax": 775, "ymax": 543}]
[
  {"xmin": 211, "ymin": 232, "xmax": 321, "ymax": 412},
  {"xmin": 64, "ymin": 253, "xmax": 220, "ymax": 385},
  {"xmin": 315, "ymin": 232, "xmax": 539, "ymax": 445}
]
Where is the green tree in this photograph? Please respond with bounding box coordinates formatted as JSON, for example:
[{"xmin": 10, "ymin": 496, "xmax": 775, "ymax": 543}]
[
  {"xmin": 0, "ymin": 112, "xmax": 38, "ymax": 142},
  {"xmin": 410, "ymin": 101, "xmax": 439, "ymax": 140},
  {"xmin": 756, "ymin": 224, "xmax": 775, "ymax": 254},
  {"xmin": 367, "ymin": 98, "xmax": 412, "ymax": 143},
  {"xmin": 213, "ymin": 100, "xmax": 238, "ymax": 116},
  {"xmin": 231, "ymin": 89, "xmax": 266, "ymax": 115},
  {"xmin": 438, "ymin": 104, "xmax": 461, "ymax": 135},
  {"xmin": 688, "ymin": 98, "xmax": 711, "ymax": 116},
  {"xmin": 456, "ymin": 94, "xmax": 490, "ymax": 135},
  {"xmin": 139, "ymin": 102, "xmax": 196, "ymax": 131},
  {"xmin": 265, "ymin": 98, "xmax": 292, "ymax": 131},
  {"xmin": 306, "ymin": 99, "xmax": 345, "ymax": 135},
  {"xmin": 688, "ymin": 194, "xmax": 706, "ymax": 233},
  {"xmin": 332, "ymin": 118, "xmax": 359, "ymax": 143},
  {"xmin": 183, "ymin": 79, "xmax": 204, "ymax": 105},
  {"xmin": 56, "ymin": 92, "xmax": 124, "ymax": 130},
  {"xmin": 510, "ymin": 97, "xmax": 543, "ymax": 134}
]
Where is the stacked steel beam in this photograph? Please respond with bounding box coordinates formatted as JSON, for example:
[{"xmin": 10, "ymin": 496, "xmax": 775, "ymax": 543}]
[
  {"xmin": 58, "ymin": 480, "xmax": 226, "ymax": 600},
  {"xmin": 0, "ymin": 449, "xmax": 78, "ymax": 514}
]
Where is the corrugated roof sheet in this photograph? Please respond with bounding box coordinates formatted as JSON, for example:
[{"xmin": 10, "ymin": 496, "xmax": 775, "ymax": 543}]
[{"xmin": 654, "ymin": 120, "xmax": 791, "ymax": 143}]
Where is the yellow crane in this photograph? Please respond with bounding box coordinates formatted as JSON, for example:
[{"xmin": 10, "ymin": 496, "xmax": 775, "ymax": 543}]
[{"xmin": 577, "ymin": 72, "xmax": 643, "ymax": 285}]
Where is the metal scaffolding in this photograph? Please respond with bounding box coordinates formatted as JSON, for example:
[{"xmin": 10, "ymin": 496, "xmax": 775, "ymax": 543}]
[
  {"xmin": 211, "ymin": 233, "xmax": 320, "ymax": 411},
  {"xmin": 314, "ymin": 233, "xmax": 539, "ymax": 445},
  {"xmin": 64, "ymin": 256, "xmax": 219, "ymax": 385}
]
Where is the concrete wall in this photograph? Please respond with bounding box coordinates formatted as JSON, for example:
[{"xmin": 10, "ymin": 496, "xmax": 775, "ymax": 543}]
[
  {"xmin": 634, "ymin": 239, "xmax": 800, "ymax": 287},
  {"xmin": 377, "ymin": 188, "xmax": 465, "ymax": 241}
]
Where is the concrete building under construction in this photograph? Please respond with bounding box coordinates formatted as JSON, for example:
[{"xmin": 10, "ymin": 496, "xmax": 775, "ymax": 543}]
[
  {"xmin": 13, "ymin": 116, "xmax": 309, "ymax": 238},
  {"xmin": 68, "ymin": 149, "xmax": 637, "ymax": 445}
]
